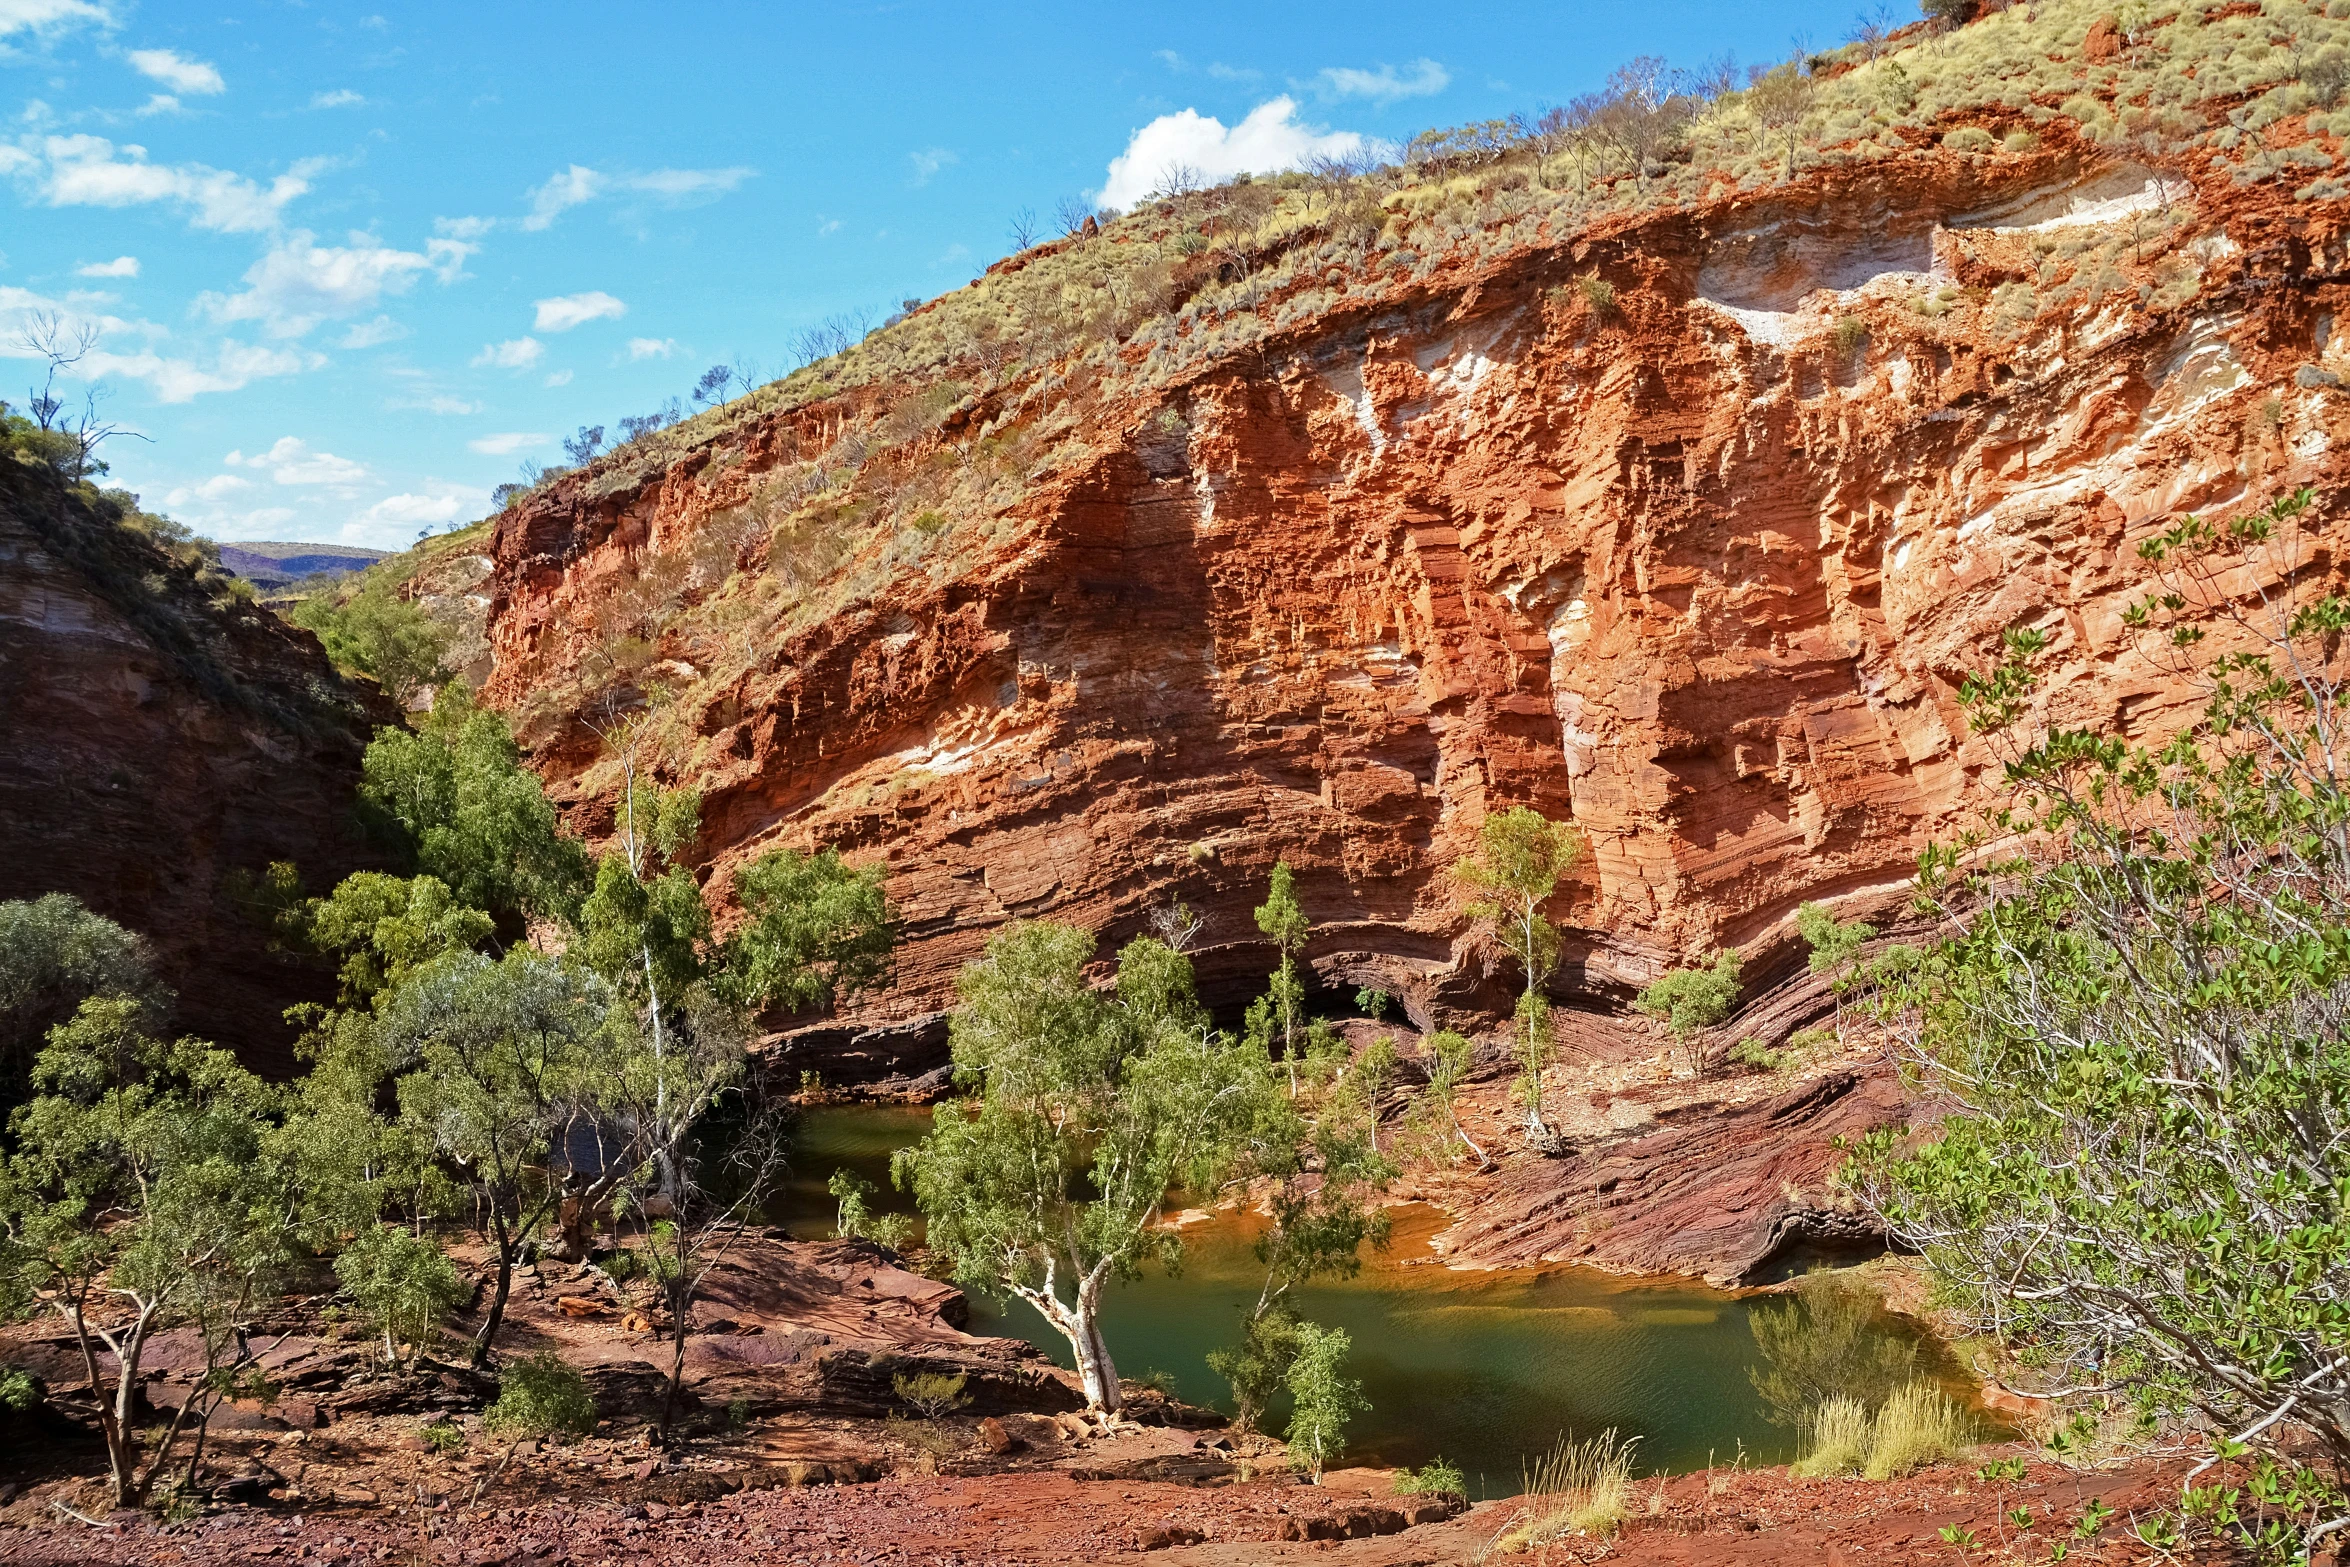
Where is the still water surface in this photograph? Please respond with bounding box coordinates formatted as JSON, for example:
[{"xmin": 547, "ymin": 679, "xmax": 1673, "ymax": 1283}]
[{"xmin": 777, "ymin": 1104, "xmax": 1930, "ymax": 1494}]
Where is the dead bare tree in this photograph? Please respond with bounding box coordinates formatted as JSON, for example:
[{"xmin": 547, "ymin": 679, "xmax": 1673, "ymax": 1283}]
[
  {"xmin": 1054, "ymin": 195, "xmax": 1094, "ymax": 235},
  {"xmin": 15, "ymin": 310, "xmax": 144, "ymax": 483},
  {"xmin": 1007, "ymin": 206, "xmax": 1040, "ymax": 250}
]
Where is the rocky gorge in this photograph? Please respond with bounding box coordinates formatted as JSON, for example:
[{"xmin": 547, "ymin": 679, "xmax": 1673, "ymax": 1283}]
[{"xmin": 5, "ymin": 0, "xmax": 2349, "ymax": 1558}]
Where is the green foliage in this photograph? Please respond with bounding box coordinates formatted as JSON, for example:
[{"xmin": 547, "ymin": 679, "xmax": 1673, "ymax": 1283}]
[
  {"xmin": 1209, "ymin": 1303, "xmax": 1302, "ymax": 1434},
  {"xmin": 0, "ymin": 998, "xmax": 303, "ymax": 1505},
  {"xmin": 1458, "ymin": 808, "xmax": 1581, "ymax": 1130},
  {"xmin": 419, "ymin": 1417, "xmax": 466, "ymax": 1454},
  {"xmin": 1788, "ymin": 1394, "xmax": 1873, "ymax": 1478},
  {"xmin": 1857, "ymin": 491, "xmax": 2350, "ymax": 1542},
  {"xmin": 1726, "ymin": 1037, "xmax": 1783, "ymax": 1072},
  {"xmin": 0, "ymin": 893, "xmax": 164, "ymax": 1103},
  {"xmin": 1746, "ymin": 1271, "xmax": 1920, "ymax": 1426},
  {"xmin": 287, "ymin": 589, "xmax": 451, "ymax": 708},
  {"xmin": 1252, "ymin": 862, "xmax": 1312, "ymax": 1080},
  {"xmin": 1860, "ymin": 1382, "xmax": 1974, "ymax": 1479},
  {"xmin": 717, "ymin": 847, "xmax": 895, "ymax": 1012},
  {"xmin": 295, "ymin": 872, "xmax": 496, "ymax": 1004},
  {"xmin": 0, "ymin": 1366, "xmax": 38, "ymax": 1414},
  {"xmin": 333, "ymin": 1223, "xmax": 466, "ymax": 1369},
  {"xmin": 1832, "ymin": 315, "xmax": 1869, "ymax": 356},
  {"xmin": 1506, "ymin": 1429, "xmax": 1639, "ymax": 1547},
  {"xmin": 1796, "ymin": 902, "xmax": 1876, "ymax": 981},
  {"xmin": 1353, "ymin": 987, "xmax": 1391, "ymax": 1022},
  {"xmin": 1576, "ymin": 275, "xmax": 1616, "ymax": 314},
  {"xmin": 1281, "ymin": 1321, "xmax": 1365, "ymax": 1482},
  {"xmin": 1393, "ymin": 1456, "xmax": 1466, "ymax": 1498},
  {"xmin": 891, "ymin": 1369, "xmax": 970, "ymax": 1422},
  {"xmin": 895, "ymin": 922, "xmax": 1272, "ymax": 1410},
  {"xmin": 828, "ymin": 1168, "xmax": 916, "ymax": 1253},
  {"xmin": 1633, "ymin": 951, "xmax": 1740, "ymax": 1075},
  {"xmin": 358, "ymin": 687, "xmax": 591, "ymax": 926},
  {"xmin": 484, "ymin": 1352, "xmax": 596, "ymax": 1441}
]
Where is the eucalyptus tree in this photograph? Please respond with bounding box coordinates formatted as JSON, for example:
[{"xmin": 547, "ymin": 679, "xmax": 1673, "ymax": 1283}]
[
  {"xmin": 1458, "ymin": 806, "xmax": 1582, "ymax": 1137},
  {"xmin": 895, "ymin": 922, "xmax": 1271, "ymax": 1412},
  {"xmin": 0, "ymin": 1001, "xmax": 303, "ymax": 1507}
]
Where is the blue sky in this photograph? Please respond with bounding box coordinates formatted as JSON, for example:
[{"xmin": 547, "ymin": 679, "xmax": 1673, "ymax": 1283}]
[{"xmin": 0, "ymin": 0, "xmax": 1835, "ymax": 549}]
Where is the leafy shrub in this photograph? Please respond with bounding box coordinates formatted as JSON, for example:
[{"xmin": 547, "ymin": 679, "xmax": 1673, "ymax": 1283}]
[
  {"xmin": 1393, "ymin": 1456, "xmax": 1466, "ymax": 1498},
  {"xmin": 286, "ymin": 589, "xmax": 451, "ymax": 708},
  {"xmin": 1633, "ymin": 951, "xmax": 1740, "ymax": 1076},
  {"xmin": 419, "ymin": 1417, "xmax": 465, "ymax": 1455},
  {"xmin": 334, "ymin": 1224, "xmax": 466, "ymax": 1369},
  {"xmin": 1283, "ymin": 1321, "xmax": 1366, "ymax": 1483},
  {"xmin": 891, "ymin": 1369, "xmax": 971, "ymax": 1422},
  {"xmin": 0, "ymin": 1367, "xmax": 39, "ymax": 1414},
  {"xmin": 484, "ymin": 1353, "xmax": 596, "ymax": 1442},
  {"xmin": 1832, "ymin": 316, "xmax": 1869, "ymax": 357},
  {"xmin": 1727, "ymin": 1037, "xmax": 1784, "ymax": 1072},
  {"xmin": 1576, "ymin": 275, "xmax": 1616, "ymax": 315},
  {"xmin": 828, "ymin": 1168, "xmax": 918, "ymax": 1253},
  {"xmin": 1747, "ymin": 1270, "xmax": 1920, "ymax": 1425}
]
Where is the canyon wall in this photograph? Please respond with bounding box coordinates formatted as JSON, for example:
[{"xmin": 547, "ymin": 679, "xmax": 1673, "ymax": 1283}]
[
  {"xmin": 482, "ymin": 147, "xmax": 2350, "ymax": 1067},
  {"xmin": 0, "ymin": 473, "xmax": 386, "ymax": 1071}
]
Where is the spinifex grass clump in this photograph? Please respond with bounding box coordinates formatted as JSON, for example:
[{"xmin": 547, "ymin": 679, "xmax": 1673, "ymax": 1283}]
[
  {"xmin": 1788, "ymin": 1383, "xmax": 1976, "ymax": 1479},
  {"xmin": 1501, "ymin": 1429, "xmax": 1641, "ymax": 1549}
]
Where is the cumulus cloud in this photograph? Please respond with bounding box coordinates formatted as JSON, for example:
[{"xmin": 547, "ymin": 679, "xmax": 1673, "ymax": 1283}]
[
  {"xmin": 542, "ymin": 368, "xmax": 571, "ymax": 387},
  {"xmin": 199, "ymin": 230, "xmax": 473, "ymax": 339},
  {"xmin": 1313, "ymin": 59, "xmax": 1449, "ymax": 106},
  {"xmin": 164, "ymin": 473, "xmax": 251, "ymax": 505},
  {"xmin": 9, "ymin": 134, "xmax": 316, "ymax": 231},
  {"xmin": 344, "ymin": 483, "xmax": 487, "ymax": 547},
  {"xmin": 126, "ymin": 47, "xmax": 223, "ymax": 95},
  {"xmin": 520, "ymin": 163, "xmax": 754, "ymax": 231},
  {"xmin": 467, "ymin": 431, "xmax": 546, "ymax": 456},
  {"xmin": 87, "ymin": 339, "xmax": 310, "ymax": 403},
  {"xmin": 625, "ymin": 336, "xmax": 676, "ymax": 361},
  {"xmin": 75, "ymin": 254, "xmax": 136, "ymax": 277},
  {"xmin": 1096, "ymin": 97, "xmax": 1368, "ymax": 211},
  {"xmin": 434, "ymin": 214, "xmax": 492, "ymax": 241},
  {"xmin": 309, "ymin": 89, "xmax": 363, "ymax": 109},
  {"xmin": 471, "ymin": 335, "xmax": 541, "ymax": 369},
  {"xmin": 133, "ymin": 93, "xmax": 180, "ymax": 117},
  {"xmin": 226, "ymin": 435, "xmax": 369, "ymax": 487},
  {"xmin": 532, "ymin": 290, "xmax": 624, "ymax": 332},
  {"xmin": 0, "ymin": 1, "xmax": 113, "ymax": 42}
]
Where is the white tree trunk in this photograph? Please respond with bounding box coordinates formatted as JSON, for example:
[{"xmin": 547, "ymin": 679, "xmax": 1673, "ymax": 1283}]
[{"xmin": 1018, "ymin": 1271, "xmax": 1123, "ymax": 1414}]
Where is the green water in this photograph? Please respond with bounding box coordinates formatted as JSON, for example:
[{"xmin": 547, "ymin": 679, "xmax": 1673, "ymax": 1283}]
[{"xmin": 778, "ymin": 1104, "xmax": 1935, "ymax": 1495}]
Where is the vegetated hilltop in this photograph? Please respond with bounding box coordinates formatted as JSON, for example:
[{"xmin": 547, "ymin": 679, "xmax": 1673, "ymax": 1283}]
[
  {"xmin": 0, "ymin": 421, "xmax": 390, "ymax": 1070},
  {"xmin": 469, "ymin": 0, "xmax": 2350, "ymax": 1059},
  {"xmin": 215, "ymin": 540, "xmax": 390, "ymax": 596}
]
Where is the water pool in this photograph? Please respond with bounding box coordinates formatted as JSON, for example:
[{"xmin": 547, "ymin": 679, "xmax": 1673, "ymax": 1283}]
[{"xmin": 776, "ymin": 1104, "xmax": 1936, "ymax": 1494}]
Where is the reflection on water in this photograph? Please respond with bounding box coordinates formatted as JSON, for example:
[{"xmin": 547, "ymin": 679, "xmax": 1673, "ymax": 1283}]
[{"xmin": 777, "ymin": 1105, "xmax": 1938, "ymax": 1496}]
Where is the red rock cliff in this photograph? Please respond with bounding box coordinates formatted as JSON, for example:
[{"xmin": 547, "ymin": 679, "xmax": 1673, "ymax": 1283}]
[{"xmin": 480, "ymin": 144, "xmax": 2350, "ymax": 1065}]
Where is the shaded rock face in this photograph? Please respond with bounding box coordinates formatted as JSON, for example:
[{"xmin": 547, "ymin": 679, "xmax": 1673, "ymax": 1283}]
[
  {"xmin": 1440, "ymin": 1068, "xmax": 1909, "ymax": 1285},
  {"xmin": 482, "ymin": 152, "xmax": 2350, "ymax": 1055},
  {"xmin": 0, "ymin": 484, "xmax": 384, "ymax": 1073}
]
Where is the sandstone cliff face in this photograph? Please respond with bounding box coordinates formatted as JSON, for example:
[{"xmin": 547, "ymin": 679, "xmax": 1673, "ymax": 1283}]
[
  {"xmin": 0, "ymin": 474, "xmax": 386, "ymax": 1070},
  {"xmin": 481, "ymin": 145, "xmax": 2350, "ymax": 1061}
]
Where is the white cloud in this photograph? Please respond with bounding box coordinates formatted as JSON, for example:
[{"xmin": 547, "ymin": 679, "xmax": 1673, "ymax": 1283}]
[
  {"xmin": 127, "ymin": 48, "xmax": 223, "ymax": 95},
  {"xmin": 520, "ymin": 163, "xmax": 753, "ymax": 230},
  {"xmin": 532, "ymin": 290, "xmax": 624, "ymax": 332},
  {"xmin": 87, "ymin": 340, "xmax": 310, "ymax": 403},
  {"xmin": 337, "ymin": 314, "xmax": 405, "ymax": 349},
  {"xmin": 625, "ymin": 336, "xmax": 676, "ymax": 361},
  {"xmin": 1096, "ymin": 97, "xmax": 1368, "ymax": 211},
  {"xmin": 226, "ymin": 435, "xmax": 369, "ymax": 487},
  {"xmin": 816, "ymin": 216, "xmax": 840, "ymax": 237},
  {"xmin": 14, "ymin": 134, "xmax": 316, "ymax": 232},
  {"xmin": 193, "ymin": 505, "xmax": 298, "ymax": 541},
  {"xmin": 906, "ymin": 146, "xmax": 956, "ymax": 186},
  {"xmin": 133, "ymin": 93, "xmax": 179, "ymax": 117},
  {"xmin": 467, "ymin": 431, "xmax": 546, "ymax": 456},
  {"xmin": 75, "ymin": 253, "xmax": 136, "ymax": 277},
  {"xmin": 1314, "ymin": 59, "xmax": 1449, "ymax": 106},
  {"xmin": 393, "ymin": 393, "xmax": 480, "ymax": 415},
  {"xmin": 163, "ymin": 473, "xmax": 251, "ymax": 505},
  {"xmin": 1208, "ymin": 62, "xmax": 1262, "ymax": 83},
  {"xmin": 345, "ymin": 483, "xmax": 487, "ymax": 547},
  {"xmin": 309, "ymin": 89, "xmax": 363, "ymax": 109},
  {"xmin": 471, "ymin": 335, "xmax": 541, "ymax": 369},
  {"xmin": 434, "ymin": 214, "xmax": 491, "ymax": 241},
  {"xmin": 542, "ymin": 368, "xmax": 572, "ymax": 387},
  {"xmin": 0, "ymin": 1, "xmax": 112, "ymax": 42},
  {"xmin": 200, "ymin": 230, "xmax": 472, "ymax": 339}
]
